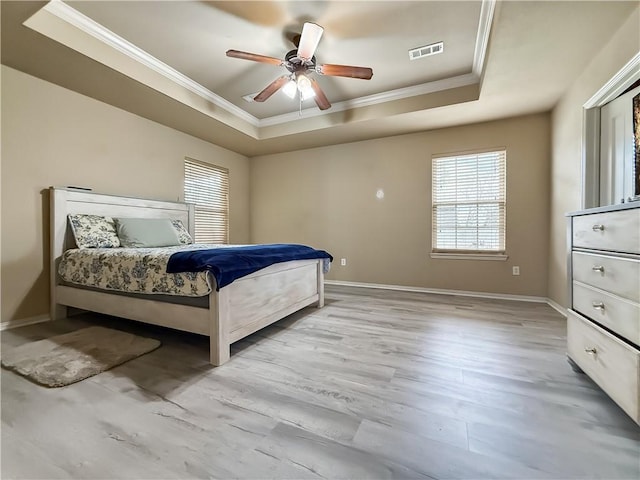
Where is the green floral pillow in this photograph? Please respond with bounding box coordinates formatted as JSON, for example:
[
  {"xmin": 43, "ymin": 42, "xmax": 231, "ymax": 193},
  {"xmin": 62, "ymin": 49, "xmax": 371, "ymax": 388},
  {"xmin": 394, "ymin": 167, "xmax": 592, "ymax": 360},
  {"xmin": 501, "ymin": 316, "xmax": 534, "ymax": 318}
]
[
  {"xmin": 171, "ymin": 220, "xmax": 194, "ymax": 244},
  {"xmin": 68, "ymin": 214, "xmax": 120, "ymax": 248}
]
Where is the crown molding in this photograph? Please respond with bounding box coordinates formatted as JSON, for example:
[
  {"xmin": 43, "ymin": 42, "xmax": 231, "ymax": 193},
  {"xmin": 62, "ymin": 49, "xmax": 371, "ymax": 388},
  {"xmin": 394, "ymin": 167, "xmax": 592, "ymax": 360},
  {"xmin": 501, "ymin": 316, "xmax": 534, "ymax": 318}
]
[
  {"xmin": 37, "ymin": 0, "xmax": 494, "ymax": 134},
  {"xmin": 41, "ymin": 0, "xmax": 260, "ymax": 127},
  {"xmin": 258, "ymin": 73, "xmax": 479, "ymax": 127},
  {"xmin": 473, "ymin": 0, "xmax": 496, "ymax": 77}
]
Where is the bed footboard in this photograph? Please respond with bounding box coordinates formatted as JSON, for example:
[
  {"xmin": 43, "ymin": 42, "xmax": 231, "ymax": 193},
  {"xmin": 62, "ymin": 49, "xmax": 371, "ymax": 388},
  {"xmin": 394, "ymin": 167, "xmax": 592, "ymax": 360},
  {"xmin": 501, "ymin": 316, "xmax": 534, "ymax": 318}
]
[{"xmin": 208, "ymin": 259, "xmax": 324, "ymax": 366}]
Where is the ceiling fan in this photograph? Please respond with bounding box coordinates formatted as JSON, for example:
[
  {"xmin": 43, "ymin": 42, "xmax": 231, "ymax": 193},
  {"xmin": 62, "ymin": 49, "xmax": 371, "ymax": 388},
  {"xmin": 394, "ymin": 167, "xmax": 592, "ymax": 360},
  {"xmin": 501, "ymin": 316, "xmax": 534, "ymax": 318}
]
[{"xmin": 226, "ymin": 22, "xmax": 373, "ymax": 111}]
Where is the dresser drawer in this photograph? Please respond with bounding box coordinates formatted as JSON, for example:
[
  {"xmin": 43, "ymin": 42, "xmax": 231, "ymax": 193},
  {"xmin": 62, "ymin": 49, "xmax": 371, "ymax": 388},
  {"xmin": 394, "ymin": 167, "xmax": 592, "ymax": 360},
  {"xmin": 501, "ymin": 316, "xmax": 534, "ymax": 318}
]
[
  {"xmin": 573, "ymin": 281, "xmax": 640, "ymax": 346},
  {"xmin": 572, "ymin": 209, "xmax": 640, "ymax": 254},
  {"xmin": 572, "ymin": 252, "xmax": 640, "ymax": 303},
  {"xmin": 567, "ymin": 311, "xmax": 640, "ymax": 424}
]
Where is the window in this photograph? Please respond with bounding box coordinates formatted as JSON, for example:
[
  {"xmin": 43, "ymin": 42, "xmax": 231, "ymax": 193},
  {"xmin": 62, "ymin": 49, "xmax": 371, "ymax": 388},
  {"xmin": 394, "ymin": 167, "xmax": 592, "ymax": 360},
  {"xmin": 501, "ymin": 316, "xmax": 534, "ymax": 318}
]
[
  {"xmin": 432, "ymin": 150, "xmax": 506, "ymax": 257},
  {"xmin": 184, "ymin": 157, "xmax": 229, "ymax": 243}
]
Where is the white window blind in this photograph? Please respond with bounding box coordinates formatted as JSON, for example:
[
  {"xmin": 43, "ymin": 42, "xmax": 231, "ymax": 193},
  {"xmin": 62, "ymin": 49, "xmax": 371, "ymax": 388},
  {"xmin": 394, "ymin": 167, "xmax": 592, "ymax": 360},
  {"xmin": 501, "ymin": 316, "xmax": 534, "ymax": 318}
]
[
  {"xmin": 184, "ymin": 158, "xmax": 229, "ymax": 244},
  {"xmin": 432, "ymin": 150, "xmax": 506, "ymax": 253}
]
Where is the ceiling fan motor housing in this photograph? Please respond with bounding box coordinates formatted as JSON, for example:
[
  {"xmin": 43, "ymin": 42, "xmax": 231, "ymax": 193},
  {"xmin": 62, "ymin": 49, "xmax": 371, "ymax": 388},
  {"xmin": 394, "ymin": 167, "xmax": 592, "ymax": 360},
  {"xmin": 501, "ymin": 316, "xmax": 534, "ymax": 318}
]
[{"xmin": 284, "ymin": 50, "xmax": 316, "ymax": 73}]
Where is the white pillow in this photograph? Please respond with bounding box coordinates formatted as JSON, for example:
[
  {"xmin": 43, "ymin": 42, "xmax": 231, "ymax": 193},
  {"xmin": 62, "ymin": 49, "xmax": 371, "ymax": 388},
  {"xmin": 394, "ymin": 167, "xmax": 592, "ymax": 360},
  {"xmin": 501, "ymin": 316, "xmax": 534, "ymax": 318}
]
[{"xmin": 115, "ymin": 218, "xmax": 181, "ymax": 248}]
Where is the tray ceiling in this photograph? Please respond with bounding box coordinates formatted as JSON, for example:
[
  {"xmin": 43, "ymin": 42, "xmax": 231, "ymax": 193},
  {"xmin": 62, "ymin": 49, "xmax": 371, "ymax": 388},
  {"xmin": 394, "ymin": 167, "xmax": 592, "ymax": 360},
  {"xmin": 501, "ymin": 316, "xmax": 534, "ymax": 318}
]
[
  {"xmin": 67, "ymin": 0, "xmax": 483, "ymax": 119},
  {"xmin": 2, "ymin": 1, "xmax": 637, "ymax": 156}
]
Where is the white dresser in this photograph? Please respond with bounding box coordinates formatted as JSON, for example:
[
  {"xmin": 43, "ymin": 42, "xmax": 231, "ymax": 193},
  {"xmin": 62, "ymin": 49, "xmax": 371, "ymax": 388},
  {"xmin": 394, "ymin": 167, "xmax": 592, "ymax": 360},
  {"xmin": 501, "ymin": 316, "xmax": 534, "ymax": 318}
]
[{"xmin": 567, "ymin": 203, "xmax": 640, "ymax": 424}]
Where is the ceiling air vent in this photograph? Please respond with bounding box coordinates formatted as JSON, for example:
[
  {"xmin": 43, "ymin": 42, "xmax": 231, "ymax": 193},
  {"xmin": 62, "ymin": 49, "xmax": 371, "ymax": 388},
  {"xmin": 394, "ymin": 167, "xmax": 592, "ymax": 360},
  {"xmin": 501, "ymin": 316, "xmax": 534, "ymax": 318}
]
[{"xmin": 408, "ymin": 41, "xmax": 444, "ymax": 61}]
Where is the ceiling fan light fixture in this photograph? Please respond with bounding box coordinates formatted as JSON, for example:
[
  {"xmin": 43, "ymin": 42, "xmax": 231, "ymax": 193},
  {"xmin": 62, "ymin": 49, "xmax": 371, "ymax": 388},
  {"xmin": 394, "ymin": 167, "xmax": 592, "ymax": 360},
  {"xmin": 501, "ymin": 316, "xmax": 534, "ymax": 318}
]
[
  {"xmin": 296, "ymin": 74, "xmax": 315, "ymax": 100},
  {"xmin": 296, "ymin": 74, "xmax": 311, "ymax": 90},
  {"xmin": 300, "ymin": 85, "xmax": 316, "ymax": 101},
  {"xmin": 282, "ymin": 79, "xmax": 297, "ymax": 98}
]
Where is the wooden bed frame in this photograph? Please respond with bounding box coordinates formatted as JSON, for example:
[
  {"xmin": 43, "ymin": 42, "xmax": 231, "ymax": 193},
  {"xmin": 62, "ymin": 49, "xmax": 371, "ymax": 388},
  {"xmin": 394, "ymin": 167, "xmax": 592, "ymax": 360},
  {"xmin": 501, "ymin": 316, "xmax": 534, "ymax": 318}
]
[{"xmin": 49, "ymin": 187, "xmax": 325, "ymax": 365}]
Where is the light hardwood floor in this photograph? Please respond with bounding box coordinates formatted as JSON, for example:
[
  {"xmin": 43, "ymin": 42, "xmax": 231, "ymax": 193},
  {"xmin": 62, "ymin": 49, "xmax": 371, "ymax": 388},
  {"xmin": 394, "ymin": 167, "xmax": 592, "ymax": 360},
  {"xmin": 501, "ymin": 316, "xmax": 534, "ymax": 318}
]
[{"xmin": 2, "ymin": 285, "xmax": 639, "ymax": 479}]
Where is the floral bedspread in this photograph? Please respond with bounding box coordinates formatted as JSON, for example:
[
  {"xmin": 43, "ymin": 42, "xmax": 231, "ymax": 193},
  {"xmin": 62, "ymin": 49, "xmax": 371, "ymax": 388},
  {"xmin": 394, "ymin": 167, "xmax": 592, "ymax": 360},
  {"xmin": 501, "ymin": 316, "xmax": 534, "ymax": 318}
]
[{"xmin": 58, "ymin": 244, "xmax": 240, "ymax": 297}]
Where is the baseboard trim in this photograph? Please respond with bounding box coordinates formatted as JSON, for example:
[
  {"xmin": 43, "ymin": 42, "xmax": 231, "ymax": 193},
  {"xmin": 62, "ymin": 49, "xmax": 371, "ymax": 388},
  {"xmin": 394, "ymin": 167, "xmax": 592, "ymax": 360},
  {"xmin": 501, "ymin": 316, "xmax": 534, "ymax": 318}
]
[
  {"xmin": 546, "ymin": 298, "xmax": 568, "ymax": 317},
  {"xmin": 325, "ymin": 280, "xmax": 565, "ymax": 314},
  {"xmin": 0, "ymin": 314, "xmax": 51, "ymax": 331},
  {"xmin": 1, "ymin": 285, "xmax": 568, "ymax": 331}
]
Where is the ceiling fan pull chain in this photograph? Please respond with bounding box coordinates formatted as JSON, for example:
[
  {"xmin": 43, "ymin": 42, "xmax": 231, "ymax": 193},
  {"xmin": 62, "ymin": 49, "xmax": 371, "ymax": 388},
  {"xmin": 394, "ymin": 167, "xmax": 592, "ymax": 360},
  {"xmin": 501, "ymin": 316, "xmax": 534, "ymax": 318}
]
[{"xmin": 299, "ymin": 94, "xmax": 303, "ymax": 116}]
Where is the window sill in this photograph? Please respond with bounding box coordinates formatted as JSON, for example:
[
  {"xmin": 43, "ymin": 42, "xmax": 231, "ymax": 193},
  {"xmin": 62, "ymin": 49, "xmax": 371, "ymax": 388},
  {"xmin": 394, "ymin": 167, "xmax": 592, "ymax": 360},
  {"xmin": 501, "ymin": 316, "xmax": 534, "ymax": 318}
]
[{"xmin": 430, "ymin": 253, "xmax": 509, "ymax": 261}]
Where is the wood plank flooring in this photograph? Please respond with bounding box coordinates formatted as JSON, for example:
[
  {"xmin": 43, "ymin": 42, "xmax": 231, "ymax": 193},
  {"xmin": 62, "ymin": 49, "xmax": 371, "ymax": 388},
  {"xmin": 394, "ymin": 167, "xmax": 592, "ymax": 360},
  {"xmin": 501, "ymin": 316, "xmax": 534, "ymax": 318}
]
[{"xmin": 2, "ymin": 285, "xmax": 639, "ymax": 479}]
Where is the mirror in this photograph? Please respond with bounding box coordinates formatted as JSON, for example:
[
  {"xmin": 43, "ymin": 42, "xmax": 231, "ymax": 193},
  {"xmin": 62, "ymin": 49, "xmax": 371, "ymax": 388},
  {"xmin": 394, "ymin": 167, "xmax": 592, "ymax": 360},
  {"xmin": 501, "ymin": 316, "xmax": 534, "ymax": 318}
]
[{"xmin": 633, "ymin": 92, "xmax": 640, "ymax": 201}]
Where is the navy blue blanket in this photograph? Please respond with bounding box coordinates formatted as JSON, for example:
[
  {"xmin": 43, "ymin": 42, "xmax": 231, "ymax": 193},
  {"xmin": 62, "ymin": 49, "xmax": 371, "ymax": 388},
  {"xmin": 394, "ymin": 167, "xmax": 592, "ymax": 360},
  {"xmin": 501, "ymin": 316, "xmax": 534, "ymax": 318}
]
[{"xmin": 166, "ymin": 244, "xmax": 333, "ymax": 290}]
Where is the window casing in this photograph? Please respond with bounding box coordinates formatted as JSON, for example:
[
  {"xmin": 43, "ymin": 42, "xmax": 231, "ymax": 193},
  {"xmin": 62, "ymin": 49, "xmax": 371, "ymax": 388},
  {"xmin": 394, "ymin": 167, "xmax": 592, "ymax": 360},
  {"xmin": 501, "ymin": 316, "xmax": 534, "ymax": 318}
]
[
  {"xmin": 432, "ymin": 150, "xmax": 506, "ymax": 256},
  {"xmin": 184, "ymin": 158, "xmax": 229, "ymax": 244}
]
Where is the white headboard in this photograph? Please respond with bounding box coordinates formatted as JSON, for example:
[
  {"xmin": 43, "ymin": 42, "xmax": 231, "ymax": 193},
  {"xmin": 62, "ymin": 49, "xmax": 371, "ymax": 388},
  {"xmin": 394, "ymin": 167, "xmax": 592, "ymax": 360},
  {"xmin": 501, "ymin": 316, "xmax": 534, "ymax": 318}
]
[{"xmin": 49, "ymin": 187, "xmax": 195, "ymax": 312}]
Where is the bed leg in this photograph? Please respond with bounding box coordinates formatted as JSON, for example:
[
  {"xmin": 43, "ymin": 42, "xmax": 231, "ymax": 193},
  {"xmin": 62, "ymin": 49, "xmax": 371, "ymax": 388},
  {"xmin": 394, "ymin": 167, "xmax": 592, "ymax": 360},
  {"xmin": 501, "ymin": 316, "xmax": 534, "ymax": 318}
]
[
  {"xmin": 210, "ymin": 337, "xmax": 229, "ymax": 366},
  {"xmin": 316, "ymin": 260, "xmax": 325, "ymax": 308},
  {"xmin": 50, "ymin": 304, "xmax": 67, "ymax": 321},
  {"xmin": 209, "ymin": 289, "xmax": 230, "ymax": 366}
]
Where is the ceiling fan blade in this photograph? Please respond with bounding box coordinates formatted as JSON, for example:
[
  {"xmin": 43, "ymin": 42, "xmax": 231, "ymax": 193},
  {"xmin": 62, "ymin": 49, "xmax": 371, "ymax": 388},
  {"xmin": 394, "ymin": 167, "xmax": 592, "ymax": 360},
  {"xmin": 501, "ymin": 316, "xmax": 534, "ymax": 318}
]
[
  {"xmin": 309, "ymin": 78, "xmax": 331, "ymax": 110},
  {"xmin": 253, "ymin": 75, "xmax": 291, "ymax": 102},
  {"xmin": 317, "ymin": 64, "xmax": 373, "ymax": 80},
  {"xmin": 297, "ymin": 22, "xmax": 324, "ymax": 61},
  {"xmin": 226, "ymin": 49, "xmax": 283, "ymax": 66}
]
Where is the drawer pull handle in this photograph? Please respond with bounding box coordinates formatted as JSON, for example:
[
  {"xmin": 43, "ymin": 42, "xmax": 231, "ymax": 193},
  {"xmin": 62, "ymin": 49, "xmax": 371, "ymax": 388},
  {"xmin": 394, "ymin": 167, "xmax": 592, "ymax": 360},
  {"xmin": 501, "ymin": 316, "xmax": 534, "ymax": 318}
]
[
  {"xmin": 585, "ymin": 347, "xmax": 597, "ymax": 355},
  {"xmin": 592, "ymin": 224, "xmax": 605, "ymax": 231},
  {"xmin": 592, "ymin": 302, "xmax": 605, "ymax": 310},
  {"xmin": 591, "ymin": 265, "xmax": 604, "ymax": 273}
]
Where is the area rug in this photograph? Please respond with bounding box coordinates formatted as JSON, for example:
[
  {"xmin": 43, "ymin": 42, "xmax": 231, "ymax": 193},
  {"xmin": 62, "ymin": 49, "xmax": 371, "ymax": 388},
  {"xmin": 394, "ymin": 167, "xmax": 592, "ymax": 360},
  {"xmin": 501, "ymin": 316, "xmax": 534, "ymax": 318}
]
[{"xmin": 1, "ymin": 326, "xmax": 161, "ymax": 387}]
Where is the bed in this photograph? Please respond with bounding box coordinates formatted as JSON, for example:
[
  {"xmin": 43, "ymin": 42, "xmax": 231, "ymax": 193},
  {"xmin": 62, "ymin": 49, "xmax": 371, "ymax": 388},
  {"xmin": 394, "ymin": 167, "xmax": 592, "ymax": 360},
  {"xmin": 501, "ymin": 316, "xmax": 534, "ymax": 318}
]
[{"xmin": 49, "ymin": 187, "xmax": 328, "ymax": 366}]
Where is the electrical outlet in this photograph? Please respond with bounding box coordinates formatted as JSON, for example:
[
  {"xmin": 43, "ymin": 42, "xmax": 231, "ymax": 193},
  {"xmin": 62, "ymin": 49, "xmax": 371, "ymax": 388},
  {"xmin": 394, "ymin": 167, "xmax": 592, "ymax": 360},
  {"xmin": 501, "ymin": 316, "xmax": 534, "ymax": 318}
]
[
  {"xmin": 512, "ymin": 266, "xmax": 520, "ymax": 276},
  {"xmin": 340, "ymin": 258, "xmax": 347, "ymax": 266}
]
